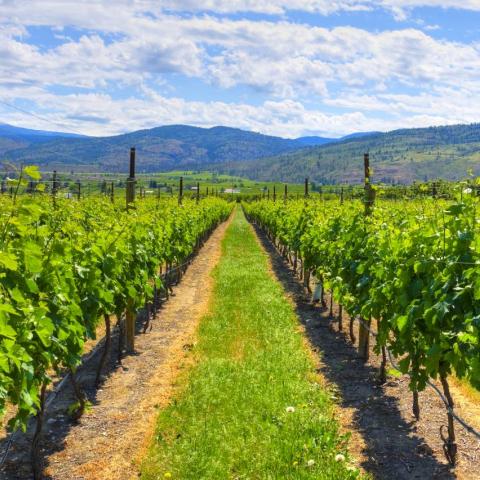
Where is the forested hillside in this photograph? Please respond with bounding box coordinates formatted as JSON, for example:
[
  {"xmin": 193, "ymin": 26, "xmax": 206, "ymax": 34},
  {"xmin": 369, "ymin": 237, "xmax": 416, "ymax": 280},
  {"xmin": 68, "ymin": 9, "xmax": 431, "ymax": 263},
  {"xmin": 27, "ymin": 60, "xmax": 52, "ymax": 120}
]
[
  {"xmin": 216, "ymin": 124, "xmax": 480, "ymax": 184},
  {"xmin": 0, "ymin": 124, "xmax": 333, "ymax": 172}
]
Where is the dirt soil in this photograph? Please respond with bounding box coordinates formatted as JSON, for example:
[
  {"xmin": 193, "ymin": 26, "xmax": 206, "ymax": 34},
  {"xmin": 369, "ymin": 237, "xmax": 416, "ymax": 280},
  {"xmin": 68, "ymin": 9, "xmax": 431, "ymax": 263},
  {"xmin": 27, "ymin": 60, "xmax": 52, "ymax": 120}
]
[
  {"xmin": 0, "ymin": 217, "xmax": 231, "ymax": 480},
  {"xmin": 253, "ymin": 224, "xmax": 480, "ymax": 480}
]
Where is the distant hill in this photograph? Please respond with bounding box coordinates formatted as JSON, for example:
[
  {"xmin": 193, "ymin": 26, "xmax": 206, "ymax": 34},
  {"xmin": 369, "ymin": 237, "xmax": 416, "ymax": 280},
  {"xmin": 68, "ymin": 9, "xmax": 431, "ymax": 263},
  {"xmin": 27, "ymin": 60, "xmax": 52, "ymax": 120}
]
[
  {"xmin": 0, "ymin": 124, "xmax": 86, "ymax": 140},
  {"xmin": 0, "ymin": 124, "xmax": 340, "ymax": 172},
  {"xmin": 293, "ymin": 136, "xmax": 335, "ymax": 146},
  {"xmin": 214, "ymin": 124, "xmax": 480, "ymax": 184},
  {"xmin": 340, "ymin": 131, "xmax": 380, "ymax": 140},
  {"xmin": 0, "ymin": 123, "xmax": 87, "ymax": 160}
]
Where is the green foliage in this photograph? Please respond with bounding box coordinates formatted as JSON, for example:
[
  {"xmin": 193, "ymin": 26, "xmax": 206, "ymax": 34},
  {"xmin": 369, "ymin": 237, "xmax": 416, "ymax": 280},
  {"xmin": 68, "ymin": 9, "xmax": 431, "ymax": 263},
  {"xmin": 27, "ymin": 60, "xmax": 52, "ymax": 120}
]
[
  {"xmin": 0, "ymin": 167, "xmax": 232, "ymax": 431},
  {"xmin": 244, "ymin": 193, "xmax": 480, "ymax": 392}
]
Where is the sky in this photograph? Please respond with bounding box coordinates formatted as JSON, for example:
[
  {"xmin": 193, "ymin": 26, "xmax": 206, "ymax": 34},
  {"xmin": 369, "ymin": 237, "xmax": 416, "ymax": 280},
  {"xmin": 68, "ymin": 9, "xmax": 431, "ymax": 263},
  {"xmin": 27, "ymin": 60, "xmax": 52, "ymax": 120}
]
[{"xmin": 0, "ymin": 1, "xmax": 480, "ymax": 138}]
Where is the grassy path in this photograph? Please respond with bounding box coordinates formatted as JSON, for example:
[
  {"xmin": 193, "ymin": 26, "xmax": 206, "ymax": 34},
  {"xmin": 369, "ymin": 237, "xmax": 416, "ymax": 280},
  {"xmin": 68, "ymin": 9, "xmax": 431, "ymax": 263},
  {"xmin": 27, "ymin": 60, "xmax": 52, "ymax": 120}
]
[{"xmin": 141, "ymin": 209, "xmax": 362, "ymax": 480}]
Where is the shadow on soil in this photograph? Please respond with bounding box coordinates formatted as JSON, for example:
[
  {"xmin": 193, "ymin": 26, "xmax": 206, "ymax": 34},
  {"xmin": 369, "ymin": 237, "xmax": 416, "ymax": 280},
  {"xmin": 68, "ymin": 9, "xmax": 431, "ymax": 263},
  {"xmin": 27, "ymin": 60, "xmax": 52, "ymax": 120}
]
[
  {"xmin": 0, "ymin": 302, "xmax": 167, "ymax": 480},
  {"xmin": 253, "ymin": 223, "xmax": 454, "ymax": 480}
]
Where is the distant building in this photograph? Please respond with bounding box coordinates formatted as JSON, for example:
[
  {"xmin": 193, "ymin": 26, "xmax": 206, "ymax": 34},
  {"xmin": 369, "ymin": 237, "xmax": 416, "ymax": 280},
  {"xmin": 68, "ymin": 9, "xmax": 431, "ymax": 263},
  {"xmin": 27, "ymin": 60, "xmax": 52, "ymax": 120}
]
[{"xmin": 224, "ymin": 188, "xmax": 240, "ymax": 194}]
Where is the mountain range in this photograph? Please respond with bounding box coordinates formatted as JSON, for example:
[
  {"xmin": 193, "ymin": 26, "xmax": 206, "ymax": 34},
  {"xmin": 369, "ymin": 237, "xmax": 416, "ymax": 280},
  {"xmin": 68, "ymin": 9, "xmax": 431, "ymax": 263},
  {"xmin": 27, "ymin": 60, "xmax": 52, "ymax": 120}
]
[
  {"xmin": 1, "ymin": 122, "xmax": 479, "ymax": 183},
  {"xmin": 0, "ymin": 123, "xmax": 339, "ymax": 173}
]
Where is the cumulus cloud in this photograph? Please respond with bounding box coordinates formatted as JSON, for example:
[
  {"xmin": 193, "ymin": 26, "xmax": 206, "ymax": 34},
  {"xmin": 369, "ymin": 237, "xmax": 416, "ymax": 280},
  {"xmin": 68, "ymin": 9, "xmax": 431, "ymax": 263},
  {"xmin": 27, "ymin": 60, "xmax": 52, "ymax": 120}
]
[
  {"xmin": 1, "ymin": 86, "xmax": 476, "ymax": 138},
  {"xmin": 0, "ymin": 1, "xmax": 480, "ymax": 137}
]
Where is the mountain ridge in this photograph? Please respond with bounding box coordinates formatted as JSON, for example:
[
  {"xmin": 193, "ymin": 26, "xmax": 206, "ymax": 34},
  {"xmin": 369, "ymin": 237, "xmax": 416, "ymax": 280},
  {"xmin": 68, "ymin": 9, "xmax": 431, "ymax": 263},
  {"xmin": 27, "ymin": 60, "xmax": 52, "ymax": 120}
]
[
  {"xmin": 213, "ymin": 123, "xmax": 480, "ymax": 184},
  {"xmin": 0, "ymin": 123, "xmax": 340, "ymax": 172},
  {"xmin": 1, "ymin": 122, "xmax": 480, "ymax": 183}
]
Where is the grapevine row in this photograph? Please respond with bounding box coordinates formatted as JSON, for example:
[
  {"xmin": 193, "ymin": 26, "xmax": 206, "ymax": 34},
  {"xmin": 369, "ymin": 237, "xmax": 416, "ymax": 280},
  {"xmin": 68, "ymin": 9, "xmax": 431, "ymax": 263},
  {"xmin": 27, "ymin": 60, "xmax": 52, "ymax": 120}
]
[
  {"xmin": 0, "ymin": 166, "xmax": 232, "ymax": 439},
  {"xmin": 243, "ymin": 194, "xmax": 480, "ymax": 464}
]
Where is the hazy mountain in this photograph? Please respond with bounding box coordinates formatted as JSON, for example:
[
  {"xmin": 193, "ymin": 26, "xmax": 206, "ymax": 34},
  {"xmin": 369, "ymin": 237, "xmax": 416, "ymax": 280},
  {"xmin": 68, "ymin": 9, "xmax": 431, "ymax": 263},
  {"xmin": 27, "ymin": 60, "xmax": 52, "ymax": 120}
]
[
  {"xmin": 0, "ymin": 124, "xmax": 339, "ymax": 172},
  {"xmin": 0, "ymin": 123, "xmax": 85, "ymax": 141},
  {"xmin": 0, "ymin": 123, "xmax": 87, "ymax": 161},
  {"xmin": 293, "ymin": 136, "xmax": 335, "ymax": 146}
]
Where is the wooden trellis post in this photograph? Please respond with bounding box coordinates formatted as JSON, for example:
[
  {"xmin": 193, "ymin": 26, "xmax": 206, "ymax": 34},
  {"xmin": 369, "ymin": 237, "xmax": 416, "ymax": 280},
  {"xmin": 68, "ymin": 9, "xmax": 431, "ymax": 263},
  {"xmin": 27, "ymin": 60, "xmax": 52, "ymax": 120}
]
[
  {"xmin": 52, "ymin": 170, "xmax": 58, "ymax": 206},
  {"xmin": 179, "ymin": 176, "xmax": 183, "ymax": 205},
  {"xmin": 125, "ymin": 147, "xmax": 136, "ymax": 352},
  {"xmin": 126, "ymin": 147, "xmax": 136, "ymax": 209},
  {"xmin": 358, "ymin": 153, "xmax": 374, "ymax": 360}
]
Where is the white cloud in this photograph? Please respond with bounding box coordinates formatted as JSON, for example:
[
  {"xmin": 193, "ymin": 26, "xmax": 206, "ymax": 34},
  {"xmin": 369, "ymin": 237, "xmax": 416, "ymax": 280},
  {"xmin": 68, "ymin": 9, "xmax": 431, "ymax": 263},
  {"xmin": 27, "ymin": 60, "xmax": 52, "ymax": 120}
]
[
  {"xmin": 380, "ymin": 1, "xmax": 480, "ymax": 20},
  {"xmin": 0, "ymin": 1, "xmax": 480, "ymax": 137},
  {"xmin": 4, "ymin": 13, "xmax": 479, "ymax": 97},
  {"xmin": 2, "ymin": 86, "xmax": 477, "ymax": 139}
]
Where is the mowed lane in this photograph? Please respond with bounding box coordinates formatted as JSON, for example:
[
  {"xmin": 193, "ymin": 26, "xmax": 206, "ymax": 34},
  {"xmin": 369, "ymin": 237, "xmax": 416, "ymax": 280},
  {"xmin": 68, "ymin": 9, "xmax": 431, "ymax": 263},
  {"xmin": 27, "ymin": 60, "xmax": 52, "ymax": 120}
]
[{"xmin": 141, "ymin": 208, "xmax": 360, "ymax": 480}]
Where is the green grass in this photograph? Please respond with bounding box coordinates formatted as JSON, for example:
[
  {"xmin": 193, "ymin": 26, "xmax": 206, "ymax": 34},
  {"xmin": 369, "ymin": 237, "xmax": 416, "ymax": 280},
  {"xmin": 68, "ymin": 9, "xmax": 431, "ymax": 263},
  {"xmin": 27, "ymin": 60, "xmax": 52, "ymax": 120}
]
[{"xmin": 141, "ymin": 208, "xmax": 363, "ymax": 479}]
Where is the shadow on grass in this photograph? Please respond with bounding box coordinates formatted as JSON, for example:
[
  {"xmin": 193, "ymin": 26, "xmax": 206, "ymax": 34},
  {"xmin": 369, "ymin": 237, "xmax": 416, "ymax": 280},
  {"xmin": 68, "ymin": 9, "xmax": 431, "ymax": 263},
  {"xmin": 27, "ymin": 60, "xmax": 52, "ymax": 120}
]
[{"xmin": 252, "ymin": 222, "xmax": 454, "ymax": 480}]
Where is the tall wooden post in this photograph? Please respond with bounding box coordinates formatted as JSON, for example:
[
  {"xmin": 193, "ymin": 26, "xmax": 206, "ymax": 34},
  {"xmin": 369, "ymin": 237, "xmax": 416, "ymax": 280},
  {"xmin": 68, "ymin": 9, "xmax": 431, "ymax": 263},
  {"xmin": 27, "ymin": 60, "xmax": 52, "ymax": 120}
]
[
  {"xmin": 340, "ymin": 186, "xmax": 344, "ymax": 205},
  {"xmin": 359, "ymin": 153, "xmax": 374, "ymax": 360},
  {"xmin": 273, "ymin": 185, "xmax": 276, "ymax": 203},
  {"xmin": 52, "ymin": 170, "xmax": 58, "ymax": 206},
  {"xmin": 76, "ymin": 180, "xmax": 81, "ymax": 201},
  {"xmin": 178, "ymin": 176, "xmax": 183, "ymax": 205},
  {"xmin": 126, "ymin": 147, "xmax": 136, "ymax": 209},
  {"xmin": 267, "ymin": 188, "xmax": 270, "ymax": 200},
  {"xmin": 304, "ymin": 178, "xmax": 309, "ymax": 198},
  {"xmin": 284, "ymin": 184, "xmax": 288, "ymax": 204},
  {"xmin": 364, "ymin": 153, "xmax": 375, "ymax": 215},
  {"xmin": 110, "ymin": 181, "xmax": 114, "ymax": 203},
  {"xmin": 206, "ymin": 186, "xmax": 209, "ymax": 196},
  {"xmin": 196, "ymin": 182, "xmax": 200, "ymax": 203},
  {"xmin": 125, "ymin": 148, "xmax": 136, "ymax": 353}
]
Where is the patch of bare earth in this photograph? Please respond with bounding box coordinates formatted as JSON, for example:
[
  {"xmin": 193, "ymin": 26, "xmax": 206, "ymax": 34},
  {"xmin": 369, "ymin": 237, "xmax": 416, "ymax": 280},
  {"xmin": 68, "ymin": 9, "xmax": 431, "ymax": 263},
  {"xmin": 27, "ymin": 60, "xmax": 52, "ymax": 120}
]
[
  {"xmin": 0, "ymin": 216, "xmax": 231, "ymax": 480},
  {"xmin": 252, "ymin": 222, "xmax": 480, "ymax": 480}
]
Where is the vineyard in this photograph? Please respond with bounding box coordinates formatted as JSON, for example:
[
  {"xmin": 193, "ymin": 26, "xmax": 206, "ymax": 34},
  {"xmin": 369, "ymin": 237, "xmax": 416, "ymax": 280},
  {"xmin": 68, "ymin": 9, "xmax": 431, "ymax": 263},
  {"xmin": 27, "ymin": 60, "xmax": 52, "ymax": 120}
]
[
  {"xmin": 0, "ymin": 165, "xmax": 232, "ymax": 477},
  {"xmin": 243, "ymin": 187, "xmax": 480, "ymax": 466},
  {"xmin": 0, "ymin": 162, "xmax": 479, "ymax": 479}
]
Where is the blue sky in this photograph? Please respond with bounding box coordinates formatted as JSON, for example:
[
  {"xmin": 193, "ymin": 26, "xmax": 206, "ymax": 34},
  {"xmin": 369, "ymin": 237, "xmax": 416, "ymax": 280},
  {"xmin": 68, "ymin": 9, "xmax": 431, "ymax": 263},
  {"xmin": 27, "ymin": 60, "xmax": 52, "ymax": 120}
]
[{"xmin": 0, "ymin": 1, "xmax": 479, "ymax": 138}]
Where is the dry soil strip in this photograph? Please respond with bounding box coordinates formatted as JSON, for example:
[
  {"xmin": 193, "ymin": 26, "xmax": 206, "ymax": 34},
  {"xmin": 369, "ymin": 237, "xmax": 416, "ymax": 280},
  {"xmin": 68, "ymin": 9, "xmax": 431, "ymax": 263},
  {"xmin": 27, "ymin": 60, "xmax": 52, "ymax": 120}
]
[{"xmin": 2, "ymin": 216, "xmax": 231, "ymax": 480}]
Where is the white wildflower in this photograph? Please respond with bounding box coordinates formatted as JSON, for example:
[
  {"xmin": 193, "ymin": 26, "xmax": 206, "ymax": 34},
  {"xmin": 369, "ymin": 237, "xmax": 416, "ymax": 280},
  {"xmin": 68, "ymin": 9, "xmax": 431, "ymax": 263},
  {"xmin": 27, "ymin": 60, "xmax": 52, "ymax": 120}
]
[
  {"xmin": 307, "ymin": 459, "xmax": 315, "ymax": 467},
  {"xmin": 463, "ymin": 188, "xmax": 472, "ymax": 194},
  {"xmin": 335, "ymin": 453, "xmax": 346, "ymax": 462},
  {"xmin": 285, "ymin": 406, "xmax": 295, "ymax": 413}
]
